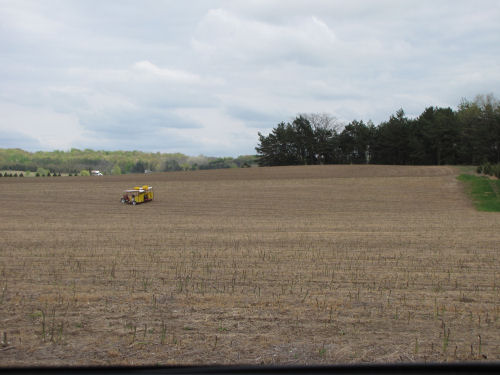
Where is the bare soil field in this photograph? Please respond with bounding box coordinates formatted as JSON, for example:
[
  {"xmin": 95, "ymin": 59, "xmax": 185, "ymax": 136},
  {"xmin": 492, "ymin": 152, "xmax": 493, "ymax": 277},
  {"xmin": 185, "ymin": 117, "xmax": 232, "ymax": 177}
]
[{"xmin": 0, "ymin": 165, "xmax": 499, "ymax": 366}]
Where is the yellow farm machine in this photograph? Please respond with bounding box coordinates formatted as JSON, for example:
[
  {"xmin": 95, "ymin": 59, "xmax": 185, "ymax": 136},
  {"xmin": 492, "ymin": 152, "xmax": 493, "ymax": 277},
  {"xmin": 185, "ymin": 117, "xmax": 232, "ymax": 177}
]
[{"xmin": 121, "ymin": 185, "xmax": 154, "ymax": 205}]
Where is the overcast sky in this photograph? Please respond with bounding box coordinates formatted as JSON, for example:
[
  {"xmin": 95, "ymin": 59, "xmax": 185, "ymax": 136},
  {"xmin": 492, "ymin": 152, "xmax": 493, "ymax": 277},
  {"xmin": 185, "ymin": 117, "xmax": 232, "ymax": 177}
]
[{"xmin": 1, "ymin": 1, "xmax": 499, "ymax": 156}]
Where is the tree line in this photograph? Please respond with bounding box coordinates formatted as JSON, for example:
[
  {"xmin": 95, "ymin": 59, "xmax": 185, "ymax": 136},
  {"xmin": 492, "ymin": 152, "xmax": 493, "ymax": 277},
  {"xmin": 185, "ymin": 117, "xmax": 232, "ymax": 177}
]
[
  {"xmin": 0, "ymin": 148, "xmax": 257, "ymax": 175},
  {"xmin": 256, "ymin": 94, "xmax": 500, "ymax": 166}
]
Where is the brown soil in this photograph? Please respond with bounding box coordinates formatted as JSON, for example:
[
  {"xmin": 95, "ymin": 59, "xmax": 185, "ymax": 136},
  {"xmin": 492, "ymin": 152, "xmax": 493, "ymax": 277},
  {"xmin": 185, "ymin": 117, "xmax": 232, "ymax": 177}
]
[{"xmin": 0, "ymin": 165, "xmax": 499, "ymax": 366}]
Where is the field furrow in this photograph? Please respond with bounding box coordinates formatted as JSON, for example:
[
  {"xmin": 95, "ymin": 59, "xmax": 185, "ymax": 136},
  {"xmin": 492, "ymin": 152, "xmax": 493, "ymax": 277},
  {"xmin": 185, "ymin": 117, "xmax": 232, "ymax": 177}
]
[{"xmin": 0, "ymin": 165, "xmax": 499, "ymax": 365}]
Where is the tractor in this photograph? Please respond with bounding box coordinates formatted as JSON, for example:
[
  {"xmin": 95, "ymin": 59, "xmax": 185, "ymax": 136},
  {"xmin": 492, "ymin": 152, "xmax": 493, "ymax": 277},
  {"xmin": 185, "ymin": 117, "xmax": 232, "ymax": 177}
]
[{"xmin": 121, "ymin": 185, "xmax": 154, "ymax": 205}]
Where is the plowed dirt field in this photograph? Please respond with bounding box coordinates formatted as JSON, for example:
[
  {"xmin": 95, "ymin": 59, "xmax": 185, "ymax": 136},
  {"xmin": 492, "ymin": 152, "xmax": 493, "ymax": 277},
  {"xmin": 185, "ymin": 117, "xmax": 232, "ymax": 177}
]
[{"xmin": 1, "ymin": 165, "xmax": 499, "ymax": 365}]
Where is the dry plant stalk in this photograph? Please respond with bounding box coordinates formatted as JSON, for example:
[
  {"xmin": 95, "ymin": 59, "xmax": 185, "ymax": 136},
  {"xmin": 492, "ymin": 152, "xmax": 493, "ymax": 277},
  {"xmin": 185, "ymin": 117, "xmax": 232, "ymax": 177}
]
[{"xmin": 0, "ymin": 165, "xmax": 499, "ymax": 365}]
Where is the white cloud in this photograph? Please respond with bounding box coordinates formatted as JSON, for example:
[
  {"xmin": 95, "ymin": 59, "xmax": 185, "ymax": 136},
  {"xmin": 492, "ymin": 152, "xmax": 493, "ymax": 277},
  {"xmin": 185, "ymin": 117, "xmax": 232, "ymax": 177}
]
[
  {"xmin": 0, "ymin": 1, "xmax": 64, "ymax": 39},
  {"xmin": 133, "ymin": 60, "xmax": 202, "ymax": 84},
  {"xmin": 0, "ymin": 1, "xmax": 499, "ymax": 155},
  {"xmin": 172, "ymin": 107, "xmax": 258, "ymax": 154},
  {"xmin": 192, "ymin": 9, "xmax": 338, "ymax": 66},
  {"xmin": 0, "ymin": 102, "xmax": 85, "ymax": 150}
]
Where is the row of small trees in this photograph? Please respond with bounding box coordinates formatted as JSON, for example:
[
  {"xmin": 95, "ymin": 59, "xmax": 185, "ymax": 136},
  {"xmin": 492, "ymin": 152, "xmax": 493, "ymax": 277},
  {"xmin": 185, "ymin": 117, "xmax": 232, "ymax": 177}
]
[
  {"xmin": 0, "ymin": 172, "xmax": 24, "ymax": 177},
  {"xmin": 0, "ymin": 171, "xmax": 64, "ymax": 177},
  {"xmin": 477, "ymin": 163, "xmax": 500, "ymax": 178},
  {"xmin": 256, "ymin": 95, "xmax": 500, "ymax": 167},
  {"xmin": 0, "ymin": 168, "xmax": 100, "ymax": 177}
]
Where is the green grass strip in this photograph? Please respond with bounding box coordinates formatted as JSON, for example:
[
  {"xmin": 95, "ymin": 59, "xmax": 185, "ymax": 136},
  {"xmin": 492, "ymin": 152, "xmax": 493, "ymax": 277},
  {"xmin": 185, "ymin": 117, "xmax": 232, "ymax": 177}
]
[{"xmin": 458, "ymin": 174, "xmax": 500, "ymax": 212}]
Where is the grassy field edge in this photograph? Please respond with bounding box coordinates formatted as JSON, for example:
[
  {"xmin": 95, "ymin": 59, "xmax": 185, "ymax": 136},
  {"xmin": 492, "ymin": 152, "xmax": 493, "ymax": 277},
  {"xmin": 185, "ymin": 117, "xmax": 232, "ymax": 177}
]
[{"xmin": 458, "ymin": 173, "xmax": 500, "ymax": 211}]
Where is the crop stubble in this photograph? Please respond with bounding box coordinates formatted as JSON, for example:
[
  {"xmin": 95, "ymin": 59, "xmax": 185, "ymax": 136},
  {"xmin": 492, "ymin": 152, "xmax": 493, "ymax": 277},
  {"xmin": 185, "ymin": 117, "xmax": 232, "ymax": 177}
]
[{"xmin": 0, "ymin": 165, "xmax": 499, "ymax": 365}]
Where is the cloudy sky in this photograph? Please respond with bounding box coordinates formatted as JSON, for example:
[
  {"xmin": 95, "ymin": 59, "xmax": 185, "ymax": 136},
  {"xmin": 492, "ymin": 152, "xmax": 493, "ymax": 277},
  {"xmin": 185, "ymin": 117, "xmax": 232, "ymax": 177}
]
[{"xmin": 1, "ymin": 1, "xmax": 499, "ymax": 156}]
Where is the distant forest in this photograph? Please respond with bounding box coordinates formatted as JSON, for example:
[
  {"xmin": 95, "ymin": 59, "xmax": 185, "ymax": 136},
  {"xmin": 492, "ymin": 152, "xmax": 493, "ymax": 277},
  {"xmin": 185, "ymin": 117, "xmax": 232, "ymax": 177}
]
[
  {"xmin": 0, "ymin": 149, "xmax": 257, "ymax": 175},
  {"xmin": 256, "ymin": 94, "xmax": 500, "ymax": 166},
  {"xmin": 2, "ymin": 94, "xmax": 499, "ymax": 176}
]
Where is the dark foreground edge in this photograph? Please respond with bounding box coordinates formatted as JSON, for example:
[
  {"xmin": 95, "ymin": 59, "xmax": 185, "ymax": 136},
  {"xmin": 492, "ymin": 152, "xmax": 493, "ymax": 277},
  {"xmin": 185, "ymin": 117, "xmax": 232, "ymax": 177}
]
[{"xmin": 1, "ymin": 363, "xmax": 500, "ymax": 375}]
